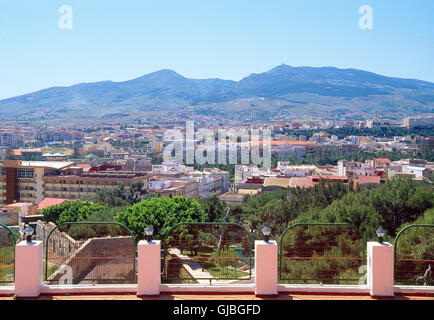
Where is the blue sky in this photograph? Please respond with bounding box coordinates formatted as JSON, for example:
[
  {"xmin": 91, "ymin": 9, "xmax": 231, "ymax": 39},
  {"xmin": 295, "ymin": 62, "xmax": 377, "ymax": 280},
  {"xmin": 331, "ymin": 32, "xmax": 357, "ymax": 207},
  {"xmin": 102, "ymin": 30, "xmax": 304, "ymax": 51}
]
[{"xmin": 0, "ymin": 0, "xmax": 433, "ymax": 100}]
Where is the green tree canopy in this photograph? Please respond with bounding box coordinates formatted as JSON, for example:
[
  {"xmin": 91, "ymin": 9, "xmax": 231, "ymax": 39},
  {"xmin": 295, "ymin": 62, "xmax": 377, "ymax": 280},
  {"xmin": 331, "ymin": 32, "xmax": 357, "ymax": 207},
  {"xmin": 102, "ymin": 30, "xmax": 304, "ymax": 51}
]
[
  {"xmin": 232, "ymin": 181, "xmax": 353, "ymax": 239},
  {"xmin": 301, "ymin": 177, "xmax": 434, "ymax": 240},
  {"xmin": 198, "ymin": 195, "xmax": 226, "ymax": 222},
  {"xmin": 114, "ymin": 196, "xmax": 207, "ymax": 240},
  {"xmin": 42, "ymin": 201, "xmax": 107, "ymax": 225},
  {"xmin": 95, "ymin": 181, "xmax": 155, "ymax": 206}
]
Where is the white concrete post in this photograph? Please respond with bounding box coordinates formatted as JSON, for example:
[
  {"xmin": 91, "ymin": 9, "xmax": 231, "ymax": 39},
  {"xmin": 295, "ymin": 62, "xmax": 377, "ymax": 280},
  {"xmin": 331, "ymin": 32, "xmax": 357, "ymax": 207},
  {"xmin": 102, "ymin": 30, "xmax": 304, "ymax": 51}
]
[
  {"xmin": 137, "ymin": 240, "xmax": 161, "ymax": 296},
  {"xmin": 255, "ymin": 240, "xmax": 278, "ymax": 296},
  {"xmin": 15, "ymin": 240, "xmax": 43, "ymax": 298},
  {"xmin": 367, "ymin": 241, "xmax": 394, "ymax": 297}
]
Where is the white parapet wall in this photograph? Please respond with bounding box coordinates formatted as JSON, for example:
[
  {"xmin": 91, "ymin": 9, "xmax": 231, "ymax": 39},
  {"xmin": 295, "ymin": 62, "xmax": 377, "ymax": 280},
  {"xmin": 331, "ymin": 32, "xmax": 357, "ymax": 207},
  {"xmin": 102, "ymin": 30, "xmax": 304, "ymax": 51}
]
[
  {"xmin": 278, "ymin": 284, "xmax": 370, "ymax": 294},
  {"xmin": 40, "ymin": 284, "xmax": 138, "ymax": 295},
  {"xmin": 161, "ymin": 284, "xmax": 255, "ymax": 293},
  {"xmin": 394, "ymin": 286, "xmax": 434, "ymax": 295},
  {"xmin": 0, "ymin": 287, "xmax": 15, "ymax": 295}
]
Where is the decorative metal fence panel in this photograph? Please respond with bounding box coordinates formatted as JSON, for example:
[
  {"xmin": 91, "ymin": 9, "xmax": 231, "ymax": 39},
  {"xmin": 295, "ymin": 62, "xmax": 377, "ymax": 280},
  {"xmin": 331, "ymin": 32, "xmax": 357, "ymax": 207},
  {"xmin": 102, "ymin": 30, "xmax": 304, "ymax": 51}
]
[
  {"xmin": 162, "ymin": 223, "xmax": 252, "ymax": 284},
  {"xmin": 44, "ymin": 222, "xmax": 136, "ymax": 285},
  {"xmin": 279, "ymin": 223, "xmax": 366, "ymax": 285},
  {"xmin": 0, "ymin": 224, "xmax": 17, "ymax": 286},
  {"xmin": 394, "ymin": 224, "xmax": 434, "ymax": 286}
]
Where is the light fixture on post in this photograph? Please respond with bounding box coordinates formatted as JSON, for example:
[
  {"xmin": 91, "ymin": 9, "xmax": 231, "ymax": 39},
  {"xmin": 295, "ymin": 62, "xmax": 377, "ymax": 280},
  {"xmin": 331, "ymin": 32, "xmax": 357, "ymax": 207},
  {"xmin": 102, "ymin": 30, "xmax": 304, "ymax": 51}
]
[
  {"xmin": 262, "ymin": 226, "xmax": 271, "ymax": 243},
  {"xmin": 145, "ymin": 226, "xmax": 154, "ymax": 242},
  {"xmin": 376, "ymin": 227, "xmax": 385, "ymax": 244},
  {"xmin": 24, "ymin": 225, "xmax": 34, "ymax": 244}
]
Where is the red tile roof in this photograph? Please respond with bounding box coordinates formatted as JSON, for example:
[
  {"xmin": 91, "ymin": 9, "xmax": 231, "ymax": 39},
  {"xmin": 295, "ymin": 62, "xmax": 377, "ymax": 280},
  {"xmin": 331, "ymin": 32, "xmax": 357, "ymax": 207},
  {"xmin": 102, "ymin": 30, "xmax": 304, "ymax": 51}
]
[
  {"xmin": 356, "ymin": 176, "xmax": 381, "ymax": 185},
  {"xmin": 76, "ymin": 163, "xmax": 92, "ymax": 168},
  {"xmin": 375, "ymin": 158, "xmax": 391, "ymax": 162},
  {"xmin": 36, "ymin": 198, "xmax": 69, "ymax": 211},
  {"xmin": 289, "ymin": 177, "xmax": 315, "ymax": 188}
]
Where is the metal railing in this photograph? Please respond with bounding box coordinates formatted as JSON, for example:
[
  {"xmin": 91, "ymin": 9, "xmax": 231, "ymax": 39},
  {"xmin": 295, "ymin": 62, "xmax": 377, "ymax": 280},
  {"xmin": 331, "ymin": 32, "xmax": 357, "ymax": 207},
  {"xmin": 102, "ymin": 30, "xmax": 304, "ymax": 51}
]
[
  {"xmin": 279, "ymin": 223, "xmax": 366, "ymax": 285},
  {"xmin": 161, "ymin": 222, "xmax": 253, "ymax": 284},
  {"xmin": 394, "ymin": 224, "xmax": 434, "ymax": 286},
  {"xmin": 0, "ymin": 224, "xmax": 17, "ymax": 286},
  {"xmin": 44, "ymin": 222, "xmax": 136, "ymax": 285}
]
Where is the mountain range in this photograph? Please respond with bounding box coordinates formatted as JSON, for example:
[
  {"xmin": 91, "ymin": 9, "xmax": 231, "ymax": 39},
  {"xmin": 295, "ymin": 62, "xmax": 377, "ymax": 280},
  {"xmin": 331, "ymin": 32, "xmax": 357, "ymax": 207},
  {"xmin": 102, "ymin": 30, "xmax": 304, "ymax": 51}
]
[{"xmin": 1, "ymin": 65, "xmax": 433, "ymax": 119}]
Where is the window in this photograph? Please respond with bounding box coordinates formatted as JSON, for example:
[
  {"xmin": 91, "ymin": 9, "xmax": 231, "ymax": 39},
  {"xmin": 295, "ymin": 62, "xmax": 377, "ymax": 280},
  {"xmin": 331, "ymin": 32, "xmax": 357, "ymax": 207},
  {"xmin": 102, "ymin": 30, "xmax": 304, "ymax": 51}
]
[
  {"xmin": 18, "ymin": 168, "xmax": 26, "ymax": 178},
  {"xmin": 26, "ymin": 168, "xmax": 34, "ymax": 178}
]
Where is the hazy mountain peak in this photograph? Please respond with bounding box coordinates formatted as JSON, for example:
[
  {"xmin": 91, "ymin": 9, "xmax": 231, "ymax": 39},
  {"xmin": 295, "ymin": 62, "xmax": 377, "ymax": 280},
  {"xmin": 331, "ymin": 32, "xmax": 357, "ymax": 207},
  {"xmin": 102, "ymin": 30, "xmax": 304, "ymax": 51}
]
[
  {"xmin": 269, "ymin": 64, "xmax": 294, "ymax": 72},
  {"xmin": 0, "ymin": 65, "xmax": 433, "ymax": 117},
  {"xmin": 130, "ymin": 69, "xmax": 184, "ymax": 82},
  {"xmin": 151, "ymin": 68, "xmax": 182, "ymax": 76}
]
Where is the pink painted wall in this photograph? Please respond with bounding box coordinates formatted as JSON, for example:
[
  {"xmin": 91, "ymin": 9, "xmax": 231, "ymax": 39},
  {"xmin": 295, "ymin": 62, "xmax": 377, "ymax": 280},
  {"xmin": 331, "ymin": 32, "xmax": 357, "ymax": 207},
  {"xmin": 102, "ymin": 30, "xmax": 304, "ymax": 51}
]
[
  {"xmin": 367, "ymin": 242, "xmax": 394, "ymax": 297},
  {"xmin": 255, "ymin": 240, "xmax": 278, "ymax": 295},
  {"xmin": 15, "ymin": 240, "xmax": 43, "ymax": 297},
  {"xmin": 137, "ymin": 240, "xmax": 161, "ymax": 295}
]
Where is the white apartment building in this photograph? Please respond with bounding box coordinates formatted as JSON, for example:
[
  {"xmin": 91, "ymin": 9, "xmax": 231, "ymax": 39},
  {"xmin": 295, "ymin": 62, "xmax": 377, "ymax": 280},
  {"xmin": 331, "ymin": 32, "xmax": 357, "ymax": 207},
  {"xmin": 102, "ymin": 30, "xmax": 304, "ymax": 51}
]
[
  {"xmin": 403, "ymin": 115, "xmax": 434, "ymax": 129},
  {"xmin": 0, "ymin": 132, "xmax": 18, "ymax": 148},
  {"xmin": 147, "ymin": 177, "xmax": 198, "ymax": 198},
  {"xmin": 277, "ymin": 162, "xmax": 317, "ymax": 177},
  {"xmin": 402, "ymin": 165, "xmax": 430, "ymax": 178},
  {"xmin": 338, "ymin": 160, "xmax": 376, "ymax": 177},
  {"xmin": 152, "ymin": 162, "xmax": 193, "ymax": 175},
  {"xmin": 234, "ymin": 165, "xmax": 271, "ymax": 184}
]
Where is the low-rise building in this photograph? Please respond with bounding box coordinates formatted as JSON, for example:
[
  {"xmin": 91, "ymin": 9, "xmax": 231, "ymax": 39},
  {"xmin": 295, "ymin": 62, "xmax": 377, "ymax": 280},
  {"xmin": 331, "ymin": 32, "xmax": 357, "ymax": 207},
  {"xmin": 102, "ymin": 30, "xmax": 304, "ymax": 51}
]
[
  {"xmin": 218, "ymin": 192, "xmax": 245, "ymax": 204},
  {"xmin": 148, "ymin": 178, "xmax": 198, "ymax": 198},
  {"xmin": 262, "ymin": 177, "xmax": 292, "ymax": 192},
  {"xmin": 0, "ymin": 160, "xmax": 149, "ymax": 204},
  {"xmin": 43, "ymin": 171, "xmax": 149, "ymax": 201}
]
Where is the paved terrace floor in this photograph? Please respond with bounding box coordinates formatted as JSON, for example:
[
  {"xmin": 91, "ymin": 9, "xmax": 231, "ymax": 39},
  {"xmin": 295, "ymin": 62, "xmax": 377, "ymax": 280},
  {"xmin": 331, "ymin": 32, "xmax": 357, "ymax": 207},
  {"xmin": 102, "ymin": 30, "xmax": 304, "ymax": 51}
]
[{"xmin": 1, "ymin": 293, "xmax": 433, "ymax": 300}]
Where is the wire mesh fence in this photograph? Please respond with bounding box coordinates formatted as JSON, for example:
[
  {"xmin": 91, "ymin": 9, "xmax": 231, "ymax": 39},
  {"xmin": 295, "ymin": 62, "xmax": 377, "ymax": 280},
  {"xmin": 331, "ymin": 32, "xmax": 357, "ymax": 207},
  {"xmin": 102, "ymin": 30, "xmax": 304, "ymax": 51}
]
[
  {"xmin": 161, "ymin": 223, "xmax": 252, "ymax": 284},
  {"xmin": 279, "ymin": 223, "xmax": 366, "ymax": 285},
  {"xmin": 44, "ymin": 222, "xmax": 136, "ymax": 285},
  {"xmin": 0, "ymin": 224, "xmax": 17, "ymax": 286},
  {"xmin": 394, "ymin": 224, "xmax": 434, "ymax": 286}
]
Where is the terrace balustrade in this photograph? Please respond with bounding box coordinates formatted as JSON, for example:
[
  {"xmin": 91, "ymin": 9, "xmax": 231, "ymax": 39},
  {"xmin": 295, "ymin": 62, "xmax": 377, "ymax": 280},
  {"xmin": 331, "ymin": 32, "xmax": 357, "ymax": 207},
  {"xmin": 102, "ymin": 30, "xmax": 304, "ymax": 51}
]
[{"xmin": 0, "ymin": 222, "xmax": 432, "ymax": 298}]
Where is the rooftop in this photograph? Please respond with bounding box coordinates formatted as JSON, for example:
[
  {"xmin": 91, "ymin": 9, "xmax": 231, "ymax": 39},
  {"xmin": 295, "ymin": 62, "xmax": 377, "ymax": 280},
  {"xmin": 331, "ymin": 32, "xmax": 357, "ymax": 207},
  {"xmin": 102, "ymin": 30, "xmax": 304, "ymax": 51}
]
[
  {"xmin": 263, "ymin": 177, "xmax": 292, "ymax": 188},
  {"xmin": 312, "ymin": 175, "xmax": 348, "ymax": 181},
  {"xmin": 289, "ymin": 177, "xmax": 315, "ymax": 188},
  {"xmin": 36, "ymin": 198, "xmax": 69, "ymax": 211},
  {"xmin": 356, "ymin": 176, "xmax": 381, "ymax": 185},
  {"xmin": 22, "ymin": 161, "xmax": 74, "ymax": 170},
  {"xmin": 237, "ymin": 189, "xmax": 260, "ymax": 196},
  {"xmin": 375, "ymin": 158, "xmax": 391, "ymax": 162}
]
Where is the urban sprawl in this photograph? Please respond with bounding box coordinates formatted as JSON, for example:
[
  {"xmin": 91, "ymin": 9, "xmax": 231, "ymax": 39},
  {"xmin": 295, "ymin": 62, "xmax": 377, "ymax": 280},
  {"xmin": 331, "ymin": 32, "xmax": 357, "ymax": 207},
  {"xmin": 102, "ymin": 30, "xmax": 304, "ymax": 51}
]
[{"xmin": 0, "ymin": 115, "xmax": 432, "ymax": 217}]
